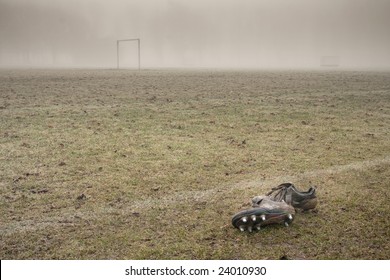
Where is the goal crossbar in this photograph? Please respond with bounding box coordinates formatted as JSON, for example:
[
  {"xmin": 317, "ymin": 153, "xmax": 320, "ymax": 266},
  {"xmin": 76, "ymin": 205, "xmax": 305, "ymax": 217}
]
[{"xmin": 117, "ymin": 38, "xmax": 140, "ymax": 70}]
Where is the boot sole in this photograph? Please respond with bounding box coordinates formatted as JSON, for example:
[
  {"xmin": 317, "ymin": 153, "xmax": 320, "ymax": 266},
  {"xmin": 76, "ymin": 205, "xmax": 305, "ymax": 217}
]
[{"xmin": 232, "ymin": 207, "xmax": 294, "ymax": 232}]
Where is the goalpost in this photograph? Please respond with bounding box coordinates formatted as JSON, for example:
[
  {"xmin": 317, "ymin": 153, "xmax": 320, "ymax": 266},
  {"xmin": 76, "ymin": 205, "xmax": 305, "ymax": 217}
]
[{"xmin": 117, "ymin": 38, "xmax": 140, "ymax": 70}]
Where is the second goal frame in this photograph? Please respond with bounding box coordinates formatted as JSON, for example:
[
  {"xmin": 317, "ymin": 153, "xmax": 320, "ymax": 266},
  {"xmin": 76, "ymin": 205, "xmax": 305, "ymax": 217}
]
[{"xmin": 117, "ymin": 38, "xmax": 140, "ymax": 70}]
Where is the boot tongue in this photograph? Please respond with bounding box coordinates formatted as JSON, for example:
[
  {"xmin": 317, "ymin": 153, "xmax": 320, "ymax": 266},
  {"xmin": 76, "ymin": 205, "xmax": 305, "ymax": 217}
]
[{"xmin": 285, "ymin": 193, "xmax": 293, "ymax": 204}]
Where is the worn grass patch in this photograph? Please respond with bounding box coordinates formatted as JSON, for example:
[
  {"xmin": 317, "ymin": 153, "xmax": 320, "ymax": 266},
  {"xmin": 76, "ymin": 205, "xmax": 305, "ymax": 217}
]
[{"xmin": 1, "ymin": 69, "xmax": 389, "ymax": 259}]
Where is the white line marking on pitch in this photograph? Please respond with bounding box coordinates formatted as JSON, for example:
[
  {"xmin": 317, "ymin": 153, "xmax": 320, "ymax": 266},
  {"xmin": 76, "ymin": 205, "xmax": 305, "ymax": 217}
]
[{"xmin": 1, "ymin": 156, "xmax": 389, "ymax": 235}]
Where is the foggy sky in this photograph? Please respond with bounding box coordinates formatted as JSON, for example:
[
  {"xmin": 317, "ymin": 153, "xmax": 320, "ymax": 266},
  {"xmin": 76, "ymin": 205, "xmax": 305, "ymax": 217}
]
[{"xmin": 1, "ymin": 0, "xmax": 390, "ymax": 69}]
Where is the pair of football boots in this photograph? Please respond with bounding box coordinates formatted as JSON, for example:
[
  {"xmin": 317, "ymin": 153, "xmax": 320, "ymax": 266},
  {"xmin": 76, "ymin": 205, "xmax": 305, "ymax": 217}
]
[{"xmin": 232, "ymin": 183, "xmax": 317, "ymax": 232}]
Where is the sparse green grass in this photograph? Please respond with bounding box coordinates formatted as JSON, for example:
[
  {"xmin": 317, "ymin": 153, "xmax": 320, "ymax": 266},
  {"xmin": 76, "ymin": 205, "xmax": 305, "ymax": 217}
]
[{"xmin": 1, "ymin": 69, "xmax": 389, "ymax": 259}]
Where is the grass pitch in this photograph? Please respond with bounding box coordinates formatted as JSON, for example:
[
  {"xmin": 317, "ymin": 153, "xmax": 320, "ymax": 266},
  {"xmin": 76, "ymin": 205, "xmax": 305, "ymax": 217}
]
[{"xmin": 1, "ymin": 69, "xmax": 389, "ymax": 259}]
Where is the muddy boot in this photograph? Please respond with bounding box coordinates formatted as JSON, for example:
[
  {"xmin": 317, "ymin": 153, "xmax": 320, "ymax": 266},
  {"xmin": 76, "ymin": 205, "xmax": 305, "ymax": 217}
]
[
  {"xmin": 266, "ymin": 183, "xmax": 317, "ymax": 211},
  {"xmin": 232, "ymin": 196, "xmax": 295, "ymax": 232}
]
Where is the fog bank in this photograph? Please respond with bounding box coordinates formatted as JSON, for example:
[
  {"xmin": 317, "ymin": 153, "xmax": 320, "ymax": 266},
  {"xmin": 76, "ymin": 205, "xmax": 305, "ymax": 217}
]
[{"xmin": 1, "ymin": 0, "xmax": 389, "ymax": 69}]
